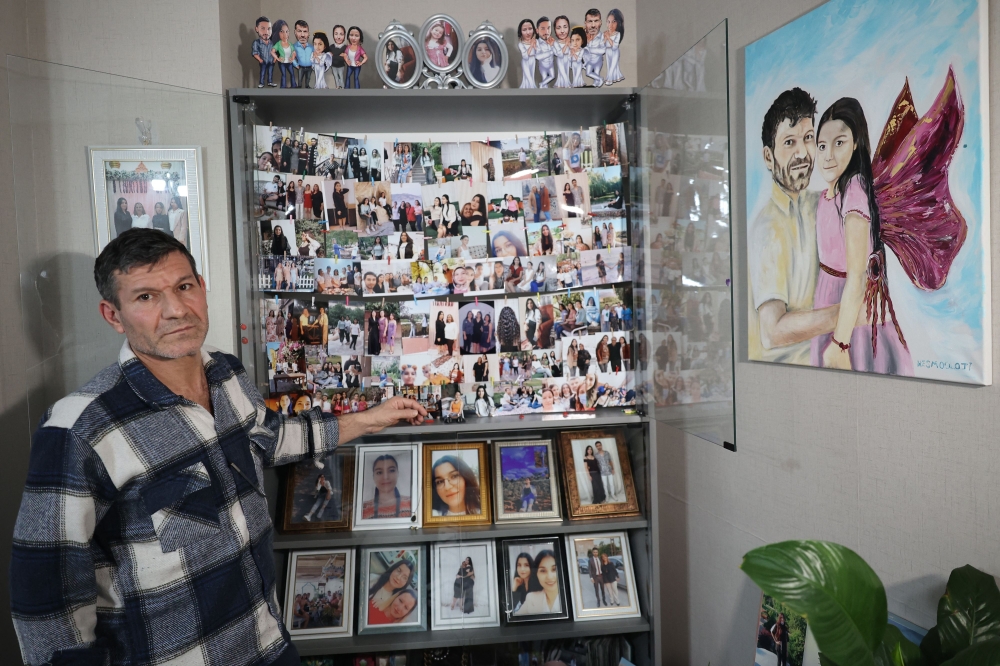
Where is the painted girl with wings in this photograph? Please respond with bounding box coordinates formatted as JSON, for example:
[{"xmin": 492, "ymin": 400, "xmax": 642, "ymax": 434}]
[{"xmin": 811, "ymin": 68, "xmax": 965, "ymax": 375}]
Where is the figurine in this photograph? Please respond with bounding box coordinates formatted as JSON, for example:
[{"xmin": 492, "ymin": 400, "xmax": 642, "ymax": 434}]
[
  {"xmin": 583, "ymin": 8, "xmax": 606, "ymax": 87},
  {"xmin": 552, "ymin": 15, "xmax": 572, "ymax": 88},
  {"xmin": 570, "ymin": 26, "xmax": 588, "ymax": 88},
  {"xmin": 517, "ymin": 19, "xmax": 537, "ymax": 89},
  {"xmin": 252, "ymin": 16, "xmax": 276, "ymax": 88},
  {"xmin": 311, "ymin": 31, "xmax": 333, "ymax": 88},
  {"xmin": 293, "ymin": 20, "xmax": 314, "ymax": 88},
  {"xmin": 535, "ymin": 16, "xmax": 556, "ymax": 87},
  {"xmin": 343, "ymin": 26, "xmax": 367, "ymax": 88},
  {"xmin": 603, "ymin": 9, "xmax": 625, "ymax": 85},
  {"xmin": 329, "ymin": 25, "xmax": 348, "ymax": 89},
  {"xmin": 270, "ymin": 20, "xmax": 297, "ymax": 88}
]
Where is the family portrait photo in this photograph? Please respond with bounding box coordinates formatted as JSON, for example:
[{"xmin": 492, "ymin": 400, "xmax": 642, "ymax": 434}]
[
  {"xmin": 284, "ymin": 549, "xmax": 355, "ymax": 638},
  {"xmin": 431, "ymin": 541, "xmax": 500, "ymax": 630},
  {"xmin": 494, "ymin": 439, "xmax": 561, "ymax": 523},
  {"xmin": 502, "ymin": 538, "xmax": 569, "ymax": 622},
  {"xmin": 353, "ymin": 443, "xmax": 420, "ymax": 530},
  {"xmin": 359, "ymin": 547, "xmax": 425, "ymax": 633}
]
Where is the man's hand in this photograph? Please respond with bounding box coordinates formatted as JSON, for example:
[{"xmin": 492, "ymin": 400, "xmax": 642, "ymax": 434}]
[{"xmin": 336, "ymin": 397, "xmax": 427, "ymax": 445}]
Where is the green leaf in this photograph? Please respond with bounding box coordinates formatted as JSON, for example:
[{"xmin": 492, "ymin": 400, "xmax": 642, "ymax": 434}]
[
  {"xmin": 937, "ymin": 565, "xmax": 1000, "ymax": 658},
  {"xmin": 939, "ymin": 639, "xmax": 1000, "ymax": 666},
  {"xmin": 741, "ymin": 540, "xmax": 888, "ymax": 666},
  {"xmin": 819, "ymin": 653, "xmax": 841, "ymax": 666},
  {"xmin": 875, "ymin": 625, "xmax": 925, "ymax": 666},
  {"xmin": 921, "ymin": 627, "xmax": 946, "ymax": 666}
]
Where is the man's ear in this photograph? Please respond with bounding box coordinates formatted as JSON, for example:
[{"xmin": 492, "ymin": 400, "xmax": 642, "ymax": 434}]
[
  {"xmin": 762, "ymin": 146, "xmax": 774, "ymax": 173},
  {"xmin": 99, "ymin": 300, "xmax": 126, "ymax": 334}
]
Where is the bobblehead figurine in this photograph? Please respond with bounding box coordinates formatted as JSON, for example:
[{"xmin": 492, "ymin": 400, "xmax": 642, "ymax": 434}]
[
  {"xmin": 271, "ymin": 19, "xmax": 297, "ymax": 88},
  {"xmin": 583, "ymin": 8, "xmax": 606, "ymax": 87},
  {"xmin": 312, "ymin": 31, "xmax": 333, "ymax": 89},
  {"xmin": 293, "ymin": 20, "xmax": 314, "ymax": 88},
  {"xmin": 603, "ymin": 9, "xmax": 625, "ymax": 85},
  {"xmin": 517, "ymin": 19, "xmax": 537, "ymax": 89},
  {"xmin": 343, "ymin": 25, "xmax": 367, "ymax": 88},
  {"xmin": 252, "ymin": 16, "xmax": 276, "ymax": 88},
  {"xmin": 535, "ymin": 16, "xmax": 556, "ymax": 88}
]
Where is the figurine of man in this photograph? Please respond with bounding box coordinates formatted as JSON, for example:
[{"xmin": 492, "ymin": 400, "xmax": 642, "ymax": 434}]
[
  {"xmin": 583, "ymin": 8, "xmax": 606, "ymax": 87},
  {"xmin": 293, "ymin": 19, "xmax": 314, "ymax": 88},
  {"xmin": 535, "ymin": 16, "xmax": 556, "ymax": 87},
  {"xmin": 251, "ymin": 16, "xmax": 276, "ymax": 88}
]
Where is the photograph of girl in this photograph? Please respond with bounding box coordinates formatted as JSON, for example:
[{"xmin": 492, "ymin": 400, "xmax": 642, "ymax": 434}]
[
  {"xmin": 494, "ymin": 440, "xmax": 561, "ymax": 523},
  {"xmin": 504, "ymin": 539, "xmax": 569, "ymax": 621},
  {"xmin": 467, "ymin": 36, "xmax": 503, "ymax": 86},
  {"xmin": 353, "ymin": 444, "xmax": 420, "ymax": 530},
  {"xmin": 423, "ymin": 18, "xmax": 459, "ymax": 72},
  {"xmin": 424, "ymin": 443, "xmax": 491, "ymax": 527},
  {"xmin": 359, "ymin": 548, "xmax": 424, "ymax": 633},
  {"xmin": 431, "ymin": 541, "xmax": 500, "ymax": 630}
]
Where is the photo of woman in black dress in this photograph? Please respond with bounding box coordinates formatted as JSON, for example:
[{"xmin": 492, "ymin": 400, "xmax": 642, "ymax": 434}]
[
  {"xmin": 583, "ymin": 445, "xmax": 606, "ymax": 504},
  {"xmin": 451, "ymin": 557, "xmax": 476, "ymax": 614}
]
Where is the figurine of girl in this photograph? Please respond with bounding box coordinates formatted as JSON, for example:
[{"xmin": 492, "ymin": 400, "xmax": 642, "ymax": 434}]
[
  {"xmin": 569, "ymin": 27, "xmax": 588, "ymax": 88},
  {"xmin": 311, "ymin": 32, "xmax": 333, "ymax": 89},
  {"xmin": 552, "ymin": 15, "xmax": 573, "ymax": 88},
  {"xmin": 603, "ymin": 9, "xmax": 625, "ymax": 85},
  {"xmin": 343, "ymin": 25, "xmax": 367, "ymax": 89},
  {"xmin": 270, "ymin": 20, "xmax": 297, "ymax": 88},
  {"xmin": 329, "ymin": 25, "xmax": 348, "ymax": 89},
  {"xmin": 425, "ymin": 20, "xmax": 454, "ymax": 70},
  {"xmin": 517, "ymin": 19, "xmax": 537, "ymax": 89}
]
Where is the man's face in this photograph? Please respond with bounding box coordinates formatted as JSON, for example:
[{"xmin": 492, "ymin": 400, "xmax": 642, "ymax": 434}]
[
  {"xmin": 585, "ymin": 13, "xmax": 602, "ymax": 37},
  {"xmin": 537, "ymin": 20, "xmax": 551, "ymax": 41},
  {"xmin": 295, "ymin": 23, "xmax": 309, "ymax": 45},
  {"xmin": 100, "ymin": 251, "xmax": 209, "ymax": 360},
  {"xmin": 256, "ymin": 21, "xmax": 271, "ymax": 41},
  {"xmin": 764, "ymin": 117, "xmax": 815, "ymax": 194}
]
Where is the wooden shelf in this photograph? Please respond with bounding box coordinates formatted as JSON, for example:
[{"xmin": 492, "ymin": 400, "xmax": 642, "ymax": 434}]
[
  {"xmin": 274, "ymin": 516, "xmax": 648, "ymax": 550},
  {"xmin": 293, "ymin": 617, "xmax": 650, "ymax": 656}
]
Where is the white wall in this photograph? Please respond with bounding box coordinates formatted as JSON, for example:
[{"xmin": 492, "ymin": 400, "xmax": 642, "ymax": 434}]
[{"xmin": 639, "ymin": 1, "xmax": 1000, "ymax": 664}]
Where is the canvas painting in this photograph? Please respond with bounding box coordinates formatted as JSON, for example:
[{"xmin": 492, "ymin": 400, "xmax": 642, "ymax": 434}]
[{"xmin": 744, "ymin": 0, "xmax": 991, "ymax": 384}]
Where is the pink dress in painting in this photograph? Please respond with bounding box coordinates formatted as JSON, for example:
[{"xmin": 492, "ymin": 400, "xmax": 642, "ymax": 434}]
[
  {"xmin": 426, "ymin": 39, "xmax": 450, "ymax": 69},
  {"xmin": 810, "ymin": 176, "xmax": 913, "ymax": 375}
]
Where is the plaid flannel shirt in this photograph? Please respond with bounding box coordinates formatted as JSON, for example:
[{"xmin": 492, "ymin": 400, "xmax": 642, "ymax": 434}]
[{"xmin": 11, "ymin": 343, "xmax": 340, "ymax": 666}]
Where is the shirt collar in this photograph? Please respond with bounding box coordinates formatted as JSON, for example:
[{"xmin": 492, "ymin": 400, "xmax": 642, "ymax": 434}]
[
  {"xmin": 118, "ymin": 340, "xmax": 223, "ymax": 409},
  {"xmin": 770, "ymin": 180, "xmax": 795, "ymax": 216}
]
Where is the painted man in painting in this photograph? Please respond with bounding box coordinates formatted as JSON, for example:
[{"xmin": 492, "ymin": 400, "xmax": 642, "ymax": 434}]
[{"xmin": 748, "ymin": 88, "xmax": 838, "ymax": 363}]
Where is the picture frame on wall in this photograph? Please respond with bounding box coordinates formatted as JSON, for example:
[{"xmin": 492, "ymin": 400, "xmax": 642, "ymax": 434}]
[
  {"xmin": 500, "ymin": 537, "xmax": 570, "ymax": 623},
  {"xmin": 422, "ymin": 441, "xmax": 492, "ymax": 528},
  {"xmin": 358, "ymin": 545, "xmax": 427, "ymax": 634},
  {"xmin": 492, "ymin": 439, "xmax": 562, "ymax": 524},
  {"xmin": 557, "ymin": 428, "xmax": 640, "ymax": 520},
  {"xmin": 431, "ymin": 540, "xmax": 500, "ymax": 630},
  {"xmin": 564, "ymin": 531, "xmax": 640, "ymax": 621},
  {"xmin": 87, "ymin": 146, "xmax": 209, "ymax": 287},
  {"xmin": 283, "ymin": 548, "xmax": 356, "ymax": 640},
  {"xmin": 352, "ymin": 443, "xmax": 422, "ymax": 530},
  {"xmin": 280, "ymin": 449, "xmax": 354, "ymax": 533}
]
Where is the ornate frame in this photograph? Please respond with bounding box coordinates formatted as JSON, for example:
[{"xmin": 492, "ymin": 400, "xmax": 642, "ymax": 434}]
[
  {"xmin": 376, "ymin": 20, "xmax": 424, "ymax": 89},
  {"xmin": 492, "ymin": 439, "xmax": 563, "ymax": 524},
  {"xmin": 279, "ymin": 448, "xmax": 354, "ymax": 534},
  {"xmin": 418, "ymin": 14, "xmax": 465, "ymax": 75},
  {"xmin": 556, "ymin": 428, "xmax": 640, "ymax": 520},
  {"xmin": 422, "ymin": 441, "xmax": 492, "ymax": 528},
  {"xmin": 462, "ymin": 21, "xmax": 507, "ymax": 89}
]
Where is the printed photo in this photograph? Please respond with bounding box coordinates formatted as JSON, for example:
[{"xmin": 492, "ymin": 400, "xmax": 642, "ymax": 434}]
[
  {"xmin": 471, "ymin": 140, "xmax": 503, "ymax": 182},
  {"xmin": 399, "ymin": 300, "xmax": 431, "ymax": 354},
  {"xmin": 367, "ymin": 356, "xmax": 402, "ymax": 389},
  {"xmin": 500, "ymin": 136, "xmax": 547, "ymax": 179},
  {"xmin": 423, "ymin": 443, "xmax": 491, "ymax": 527},
  {"xmin": 314, "ymin": 259, "xmax": 361, "ymax": 296},
  {"xmin": 364, "ymin": 302, "xmax": 403, "ymax": 356},
  {"xmin": 591, "ymin": 123, "xmax": 627, "ymax": 168},
  {"xmin": 565, "ymin": 531, "xmax": 640, "ymax": 620},
  {"xmin": 558, "ymin": 217, "xmax": 594, "ymax": 254},
  {"xmin": 429, "ymin": 301, "xmax": 461, "ymax": 358},
  {"xmin": 502, "ymin": 538, "xmax": 569, "ymax": 621},
  {"xmin": 388, "ymin": 184, "xmax": 425, "ymax": 232},
  {"xmin": 280, "ymin": 449, "xmax": 353, "ymax": 533},
  {"xmin": 422, "ymin": 17, "xmax": 461, "ymax": 72},
  {"xmin": 353, "ymin": 443, "xmax": 421, "ymax": 530},
  {"xmin": 554, "ymin": 173, "xmax": 591, "ymax": 220},
  {"xmin": 431, "ymin": 541, "xmax": 500, "ymax": 629},
  {"xmin": 463, "ymin": 354, "xmax": 498, "ymax": 384},
  {"xmin": 323, "ymin": 178, "xmax": 357, "ymax": 230},
  {"xmin": 283, "ymin": 549, "xmax": 355, "ymax": 638},
  {"xmin": 355, "ymin": 181, "xmax": 394, "ymax": 237},
  {"xmin": 589, "ymin": 166, "xmax": 625, "ymax": 220},
  {"xmin": 592, "ymin": 218, "xmax": 627, "ymax": 252},
  {"xmin": 494, "ymin": 440, "xmax": 561, "ymax": 523},
  {"xmin": 359, "ymin": 259, "xmax": 414, "ymax": 296},
  {"xmin": 452, "ymin": 227, "xmax": 489, "ymax": 260},
  {"xmin": 359, "ymin": 547, "xmax": 425, "ymax": 633},
  {"xmin": 389, "ymin": 231, "xmax": 424, "ymax": 261},
  {"xmin": 520, "ymin": 296, "xmax": 556, "ymax": 351},
  {"xmin": 527, "ymin": 222, "xmax": 563, "ymax": 257},
  {"xmin": 103, "ymin": 159, "xmax": 192, "ymax": 248},
  {"xmin": 490, "ymin": 225, "xmax": 528, "ymax": 258},
  {"xmin": 560, "ymin": 129, "xmax": 591, "ymax": 173},
  {"xmin": 458, "ymin": 301, "xmax": 496, "ymax": 355},
  {"xmin": 558, "ymin": 430, "xmax": 640, "ymax": 519},
  {"xmin": 581, "ymin": 248, "xmax": 631, "ymax": 284},
  {"xmin": 521, "ymin": 177, "xmax": 561, "ymax": 224},
  {"xmin": 440, "ymin": 143, "xmax": 475, "ymax": 182},
  {"xmin": 495, "ymin": 303, "xmax": 523, "ymax": 352},
  {"xmin": 342, "ymin": 138, "xmax": 385, "ymax": 182}
]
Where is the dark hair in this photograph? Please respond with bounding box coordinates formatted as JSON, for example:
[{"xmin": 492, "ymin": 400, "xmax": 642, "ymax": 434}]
[
  {"xmin": 816, "ymin": 97, "xmax": 881, "ymax": 252},
  {"xmin": 431, "ymin": 454, "xmax": 481, "ymax": 514},
  {"xmin": 554, "ymin": 15, "xmax": 570, "ymax": 33},
  {"xmin": 527, "ymin": 549, "xmax": 558, "ymax": 592},
  {"xmin": 537, "ymin": 16, "xmax": 550, "ymax": 25},
  {"xmin": 761, "ymin": 87, "xmax": 817, "ymax": 151},
  {"xmin": 94, "ymin": 228, "xmax": 198, "ymax": 308},
  {"xmin": 271, "ymin": 19, "xmax": 289, "ymax": 44},
  {"xmin": 371, "ymin": 454, "xmax": 402, "ymax": 517},
  {"xmin": 367, "ymin": 557, "xmax": 415, "ymax": 598},
  {"xmin": 312, "ymin": 31, "xmax": 329, "ymax": 51},
  {"xmin": 332, "ymin": 24, "xmax": 346, "ymax": 37},
  {"xmin": 585, "ymin": 8, "xmax": 602, "ymax": 19},
  {"xmin": 255, "ymin": 16, "xmax": 269, "ymax": 27},
  {"xmin": 571, "ymin": 26, "xmax": 588, "ymax": 48},
  {"xmin": 294, "ymin": 19, "xmax": 309, "ymax": 30},
  {"xmin": 515, "ymin": 553, "xmax": 533, "ymax": 577},
  {"xmin": 347, "ymin": 25, "xmax": 364, "ymax": 43},
  {"xmin": 468, "ymin": 38, "xmax": 499, "ymax": 84},
  {"xmin": 607, "ymin": 8, "xmax": 625, "ymax": 39},
  {"xmin": 518, "ymin": 18, "xmax": 535, "ymax": 41}
]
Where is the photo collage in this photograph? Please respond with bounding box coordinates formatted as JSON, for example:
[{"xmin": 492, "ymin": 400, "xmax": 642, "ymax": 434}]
[{"xmin": 255, "ymin": 125, "xmax": 635, "ymax": 418}]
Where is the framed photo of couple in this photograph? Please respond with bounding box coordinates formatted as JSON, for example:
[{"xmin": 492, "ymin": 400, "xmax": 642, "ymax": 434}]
[
  {"xmin": 564, "ymin": 531, "xmax": 640, "ymax": 621},
  {"xmin": 283, "ymin": 548, "xmax": 356, "ymax": 639},
  {"xmin": 492, "ymin": 439, "xmax": 562, "ymax": 524},
  {"xmin": 557, "ymin": 429, "xmax": 640, "ymax": 521},
  {"xmin": 358, "ymin": 546, "xmax": 427, "ymax": 634},
  {"xmin": 352, "ymin": 443, "xmax": 422, "ymax": 530},
  {"xmin": 279, "ymin": 449, "xmax": 354, "ymax": 533}
]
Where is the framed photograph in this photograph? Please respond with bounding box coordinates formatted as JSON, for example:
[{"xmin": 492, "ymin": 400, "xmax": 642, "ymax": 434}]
[
  {"xmin": 376, "ymin": 21, "xmax": 423, "ymax": 89},
  {"xmin": 353, "ymin": 443, "xmax": 422, "ymax": 530},
  {"xmin": 280, "ymin": 449, "xmax": 354, "ymax": 533},
  {"xmin": 88, "ymin": 146, "xmax": 208, "ymax": 287},
  {"xmin": 463, "ymin": 23, "xmax": 507, "ymax": 89},
  {"xmin": 422, "ymin": 442, "xmax": 492, "ymax": 528},
  {"xmin": 501, "ymin": 537, "xmax": 570, "ymax": 623},
  {"xmin": 431, "ymin": 540, "xmax": 500, "ymax": 630},
  {"xmin": 564, "ymin": 531, "xmax": 640, "ymax": 621},
  {"xmin": 493, "ymin": 439, "xmax": 562, "ymax": 523},
  {"xmin": 358, "ymin": 546, "xmax": 426, "ymax": 634},
  {"xmin": 419, "ymin": 14, "xmax": 464, "ymax": 74},
  {"xmin": 283, "ymin": 548, "xmax": 355, "ymax": 639},
  {"xmin": 557, "ymin": 429, "xmax": 640, "ymax": 520}
]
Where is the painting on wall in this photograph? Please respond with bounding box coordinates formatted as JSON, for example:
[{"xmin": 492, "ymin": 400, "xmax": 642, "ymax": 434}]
[{"xmin": 744, "ymin": 0, "xmax": 991, "ymax": 384}]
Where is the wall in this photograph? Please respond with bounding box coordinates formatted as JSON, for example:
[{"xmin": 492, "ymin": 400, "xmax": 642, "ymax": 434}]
[{"xmin": 638, "ymin": 0, "xmax": 1000, "ymax": 664}]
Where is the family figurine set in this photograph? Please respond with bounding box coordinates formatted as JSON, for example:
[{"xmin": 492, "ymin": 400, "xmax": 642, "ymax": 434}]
[
  {"xmin": 517, "ymin": 9, "xmax": 625, "ymax": 89},
  {"xmin": 252, "ymin": 16, "xmax": 367, "ymax": 89}
]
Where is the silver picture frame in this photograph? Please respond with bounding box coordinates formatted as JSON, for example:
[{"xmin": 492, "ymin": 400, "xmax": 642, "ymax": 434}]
[
  {"xmin": 357, "ymin": 545, "xmax": 427, "ymax": 634},
  {"xmin": 376, "ymin": 20, "xmax": 424, "ymax": 89},
  {"xmin": 492, "ymin": 439, "xmax": 563, "ymax": 524},
  {"xmin": 87, "ymin": 146, "xmax": 209, "ymax": 288},
  {"xmin": 462, "ymin": 21, "xmax": 507, "ymax": 89},
  {"xmin": 283, "ymin": 548, "xmax": 356, "ymax": 640},
  {"xmin": 352, "ymin": 442, "xmax": 423, "ymax": 531},
  {"xmin": 418, "ymin": 14, "xmax": 465, "ymax": 75},
  {"xmin": 564, "ymin": 531, "xmax": 641, "ymax": 621}
]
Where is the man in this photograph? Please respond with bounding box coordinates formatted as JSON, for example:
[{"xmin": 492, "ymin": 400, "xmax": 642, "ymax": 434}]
[
  {"xmin": 535, "ymin": 17, "xmax": 556, "ymax": 87},
  {"xmin": 251, "ymin": 16, "xmax": 275, "ymax": 88},
  {"xmin": 595, "ymin": 441, "xmax": 615, "ymax": 500},
  {"xmin": 363, "ymin": 271, "xmax": 378, "ymax": 295},
  {"xmin": 588, "ymin": 547, "xmax": 607, "ymax": 607},
  {"xmin": 293, "ymin": 20, "xmax": 314, "ymax": 88},
  {"xmin": 583, "ymin": 9, "xmax": 606, "ymax": 87},
  {"xmin": 571, "ymin": 178, "xmax": 585, "ymax": 215},
  {"xmin": 748, "ymin": 87, "xmax": 838, "ymax": 364},
  {"xmin": 10, "ymin": 229, "xmax": 425, "ymax": 666}
]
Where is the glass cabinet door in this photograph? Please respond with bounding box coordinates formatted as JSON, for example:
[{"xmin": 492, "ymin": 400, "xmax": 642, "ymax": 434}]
[{"xmin": 632, "ymin": 21, "xmax": 735, "ymax": 447}]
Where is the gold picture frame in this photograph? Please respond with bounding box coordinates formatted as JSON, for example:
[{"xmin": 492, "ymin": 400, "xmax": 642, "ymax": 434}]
[
  {"xmin": 422, "ymin": 442, "xmax": 492, "ymax": 528},
  {"xmin": 557, "ymin": 429, "xmax": 640, "ymax": 521}
]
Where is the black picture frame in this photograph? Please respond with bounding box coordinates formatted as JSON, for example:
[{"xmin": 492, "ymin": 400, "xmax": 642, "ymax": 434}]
[{"xmin": 500, "ymin": 536, "xmax": 571, "ymax": 623}]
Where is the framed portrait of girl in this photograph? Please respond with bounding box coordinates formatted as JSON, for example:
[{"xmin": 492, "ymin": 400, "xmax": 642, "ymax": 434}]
[
  {"xmin": 358, "ymin": 546, "xmax": 426, "ymax": 634},
  {"xmin": 353, "ymin": 443, "xmax": 422, "ymax": 530},
  {"xmin": 492, "ymin": 439, "xmax": 562, "ymax": 524},
  {"xmin": 431, "ymin": 540, "xmax": 500, "ymax": 630},
  {"xmin": 280, "ymin": 449, "xmax": 354, "ymax": 533},
  {"xmin": 422, "ymin": 442, "xmax": 492, "ymax": 528},
  {"xmin": 557, "ymin": 428, "xmax": 640, "ymax": 520},
  {"xmin": 419, "ymin": 14, "xmax": 464, "ymax": 74},
  {"xmin": 501, "ymin": 537, "xmax": 570, "ymax": 623},
  {"xmin": 283, "ymin": 548, "xmax": 356, "ymax": 640}
]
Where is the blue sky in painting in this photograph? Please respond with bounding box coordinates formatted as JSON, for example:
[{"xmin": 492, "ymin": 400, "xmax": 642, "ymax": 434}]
[
  {"xmin": 499, "ymin": 446, "xmax": 549, "ymax": 481},
  {"xmin": 745, "ymin": 0, "xmax": 988, "ymax": 382}
]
